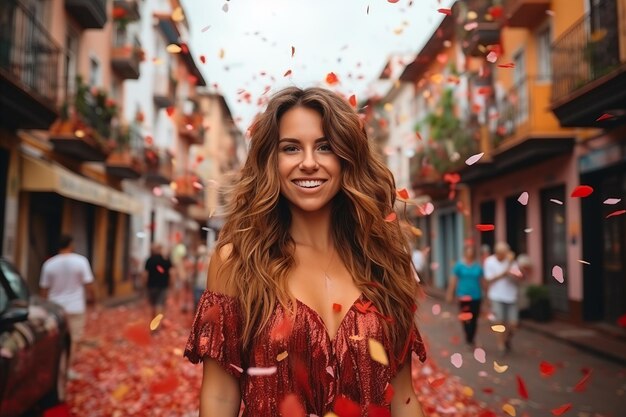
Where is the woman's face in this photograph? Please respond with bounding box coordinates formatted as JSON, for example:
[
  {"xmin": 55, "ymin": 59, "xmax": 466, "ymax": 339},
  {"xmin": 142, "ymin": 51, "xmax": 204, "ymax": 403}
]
[{"xmin": 277, "ymin": 106, "xmax": 342, "ymax": 213}]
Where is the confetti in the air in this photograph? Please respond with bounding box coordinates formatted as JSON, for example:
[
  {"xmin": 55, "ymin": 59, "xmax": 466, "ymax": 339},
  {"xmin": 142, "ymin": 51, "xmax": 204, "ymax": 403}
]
[
  {"xmin": 571, "ymin": 185, "xmax": 594, "ymax": 198},
  {"xmin": 222, "ymin": 3, "xmax": 229, "ymax": 12},
  {"xmin": 606, "ymin": 209, "xmax": 626, "ymax": 218},
  {"xmin": 473, "ymin": 348, "xmax": 486, "ymax": 363},
  {"xmin": 276, "ymin": 351, "xmax": 289, "ymax": 362},
  {"xmin": 476, "ymin": 224, "xmax": 495, "ymax": 232},
  {"xmin": 516, "ymin": 375, "xmax": 529, "ymax": 399},
  {"xmin": 573, "ymin": 369, "xmax": 592, "ymax": 392},
  {"xmin": 518, "ymin": 192, "xmax": 529, "ymax": 205},
  {"xmin": 494, "ymin": 361, "xmax": 509, "ymax": 373},
  {"xmin": 596, "ymin": 113, "xmax": 615, "ymax": 121},
  {"xmin": 451, "ymin": 353, "xmax": 463, "ymax": 368},
  {"xmin": 551, "ymin": 403, "xmax": 572, "ymax": 416},
  {"xmin": 552, "ymin": 265, "xmax": 564, "ymax": 283},
  {"xmin": 201, "ymin": 25, "xmax": 211, "ymax": 32},
  {"xmin": 325, "ymin": 72, "xmax": 340, "ymax": 85},
  {"xmin": 166, "ymin": 44, "xmax": 182, "ymax": 53},
  {"xmin": 603, "ymin": 198, "xmax": 621, "ymax": 204},
  {"xmin": 491, "ymin": 325, "xmax": 506, "ymax": 333},
  {"xmin": 437, "ymin": 8, "xmax": 452, "ymax": 15},
  {"xmin": 539, "ymin": 360, "xmax": 556, "ymax": 377},
  {"xmin": 247, "ymin": 366, "xmax": 278, "ymax": 376},
  {"xmin": 149, "ymin": 313, "xmax": 164, "ymax": 331},
  {"xmin": 283, "ymin": 69, "xmax": 292, "ymax": 77},
  {"xmin": 550, "ymin": 198, "xmax": 563, "ymax": 205},
  {"xmin": 432, "ymin": 304, "xmax": 441, "ymax": 315},
  {"xmin": 465, "ymin": 152, "xmax": 484, "ymax": 165},
  {"xmin": 497, "ymin": 62, "xmax": 515, "ymax": 68},
  {"xmin": 384, "ymin": 212, "xmax": 397, "ymax": 222},
  {"xmin": 502, "ymin": 404, "xmax": 516, "ymax": 416}
]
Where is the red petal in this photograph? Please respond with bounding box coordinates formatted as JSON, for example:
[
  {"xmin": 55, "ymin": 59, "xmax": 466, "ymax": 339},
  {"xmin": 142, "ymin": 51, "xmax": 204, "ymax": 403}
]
[
  {"xmin": 384, "ymin": 212, "xmax": 397, "ymax": 222},
  {"xmin": 291, "ymin": 46, "xmax": 295, "ymax": 57},
  {"xmin": 387, "ymin": 0, "xmax": 400, "ymax": 3},
  {"xmin": 516, "ymin": 374, "xmax": 529, "ymax": 399},
  {"xmin": 279, "ymin": 393, "xmax": 306, "ymax": 417},
  {"xmin": 596, "ymin": 113, "xmax": 615, "ymax": 121},
  {"xmin": 367, "ymin": 404, "xmax": 391, "ymax": 417},
  {"xmin": 149, "ymin": 374, "xmax": 178, "ymax": 394},
  {"xmin": 443, "ymin": 173, "xmax": 461, "ymax": 184},
  {"xmin": 482, "ymin": 387, "xmax": 494, "ymax": 394},
  {"xmin": 270, "ymin": 316, "xmax": 293, "ymax": 341},
  {"xmin": 325, "ymin": 72, "xmax": 340, "ymax": 85},
  {"xmin": 156, "ymin": 265, "xmax": 165, "ymax": 274},
  {"xmin": 332, "ymin": 303, "xmax": 342, "ymax": 313},
  {"xmin": 349, "ymin": 94, "xmax": 357, "ymax": 107},
  {"xmin": 573, "ymin": 369, "xmax": 592, "ymax": 392},
  {"xmin": 497, "ymin": 62, "xmax": 515, "ymax": 68},
  {"xmin": 551, "ymin": 403, "xmax": 572, "ymax": 416},
  {"xmin": 396, "ymin": 188, "xmax": 410, "ymax": 199},
  {"xmin": 166, "ymin": 106, "xmax": 175, "ymax": 117},
  {"xmin": 570, "ymin": 185, "xmax": 594, "ymax": 198},
  {"xmin": 539, "ymin": 360, "xmax": 556, "ymax": 377},
  {"xmin": 606, "ymin": 209, "xmax": 626, "ymax": 219},
  {"xmin": 334, "ymin": 395, "xmax": 361, "ymax": 417},
  {"xmin": 429, "ymin": 377, "xmax": 446, "ymax": 388},
  {"xmin": 283, "ymin": 69, "xmax": 292, "ymax": 77},
  {"xmin": 617, "ymin": 314, "xmax": 626, "ymax": 327},
  {"xmin": 355, "ymin": 301, "xmax": 373, "ymax": 314},
  {"xmin": 458, "ymin": 312, "xmax": 473, "ymax": 321},
  {"xmin": 476, "ymin": 224, "xmax": 495, "ymax": 232},
  {"xmin": 437, "ymin": 8, "xmax": 452, "ymax": 15}
]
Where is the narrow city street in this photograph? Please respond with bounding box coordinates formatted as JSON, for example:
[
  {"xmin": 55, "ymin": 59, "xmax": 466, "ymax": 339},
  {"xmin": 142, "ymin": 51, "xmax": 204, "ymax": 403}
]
[{"xmin": 33, "ymin": 294, "xmax": 623, "ymax": 417}]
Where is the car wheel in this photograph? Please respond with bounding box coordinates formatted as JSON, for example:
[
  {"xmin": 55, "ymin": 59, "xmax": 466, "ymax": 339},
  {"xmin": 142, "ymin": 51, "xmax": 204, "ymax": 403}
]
[{"xmin": 39, "ymin": 344, "xmax": 69, "ymax": 408}]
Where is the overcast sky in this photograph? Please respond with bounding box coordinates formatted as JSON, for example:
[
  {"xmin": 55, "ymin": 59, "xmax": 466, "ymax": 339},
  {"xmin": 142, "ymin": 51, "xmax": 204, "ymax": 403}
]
[{"xmin": 183, "ymin": 0, "xmax": 454, "ymax": 131}]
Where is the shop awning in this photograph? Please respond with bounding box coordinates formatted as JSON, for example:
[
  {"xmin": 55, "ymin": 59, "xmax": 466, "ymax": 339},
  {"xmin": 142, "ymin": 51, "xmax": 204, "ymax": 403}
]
[{"xmin": 21, "ymin": 156, "xmax": 142, "ymax": 214}]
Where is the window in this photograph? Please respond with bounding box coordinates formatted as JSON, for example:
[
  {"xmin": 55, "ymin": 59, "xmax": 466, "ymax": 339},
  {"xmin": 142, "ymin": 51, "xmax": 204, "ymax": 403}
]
[
  {"xmin": 537, "ymin": 24, "xmax": 552, "ymax": 81},
  {"xmin": 513, "ymin": 50, "xmax": 528, "ymax": 124},
  {"xmin": 65, "ymin": 29, "xmax": 79, "ymax": 99},
  {"xmin": 89, "ymin": 56, "xmax": 101, "ymax": 87}
]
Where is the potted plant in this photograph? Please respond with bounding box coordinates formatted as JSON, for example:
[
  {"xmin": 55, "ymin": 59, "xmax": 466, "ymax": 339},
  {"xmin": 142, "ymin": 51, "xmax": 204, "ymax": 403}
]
[{"xmin": 526, "ymin": 284, "xmax": 552, "ymax": 322}]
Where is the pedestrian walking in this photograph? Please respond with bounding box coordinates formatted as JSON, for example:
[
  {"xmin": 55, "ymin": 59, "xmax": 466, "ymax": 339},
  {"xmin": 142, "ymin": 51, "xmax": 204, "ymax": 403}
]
[
  {"xmin": 184, "ymin": 87, "xmax": 427, "ymax": 416},
  {"xmin": 484, "ymin": 241, "xmax": 523, "ymax": 355},
  {"xmin": 39, "ymin": 234, "xmax": 96, "ymax": 377},
  {"xmin": 446, "ymin": 244, "xmax": 484, "ymax": 349},
  {"xmin": 143, "ymin": 243, "xmax": 172, "ymax": 320}
]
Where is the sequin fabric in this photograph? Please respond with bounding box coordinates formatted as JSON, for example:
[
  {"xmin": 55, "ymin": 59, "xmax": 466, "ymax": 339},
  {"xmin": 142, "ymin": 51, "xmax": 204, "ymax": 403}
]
[{"xmin": 184, "ymin": 290, "xmax": 427, "ymax": 416}]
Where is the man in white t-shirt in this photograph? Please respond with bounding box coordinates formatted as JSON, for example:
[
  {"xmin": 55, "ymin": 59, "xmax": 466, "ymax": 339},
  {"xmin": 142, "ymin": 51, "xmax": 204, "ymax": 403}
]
[
  {"xmin": 40, "ymin": 234, "xmax": 96, "ymax": 372},
  {"xmin": 484, "ymin": 241, "xmax": 522, "ymax": 355}
]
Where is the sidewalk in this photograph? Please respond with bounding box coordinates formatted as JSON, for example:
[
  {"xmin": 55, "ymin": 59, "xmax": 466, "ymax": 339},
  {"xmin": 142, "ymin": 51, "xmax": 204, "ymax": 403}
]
[{"xmin": 426, "ymin": 288, "xmax": 626, "ymax": 366}]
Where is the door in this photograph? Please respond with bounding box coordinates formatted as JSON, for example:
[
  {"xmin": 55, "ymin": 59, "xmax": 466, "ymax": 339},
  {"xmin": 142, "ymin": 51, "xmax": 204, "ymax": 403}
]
[
  {"xmin": 541, "ymin": 186, "xmax": 569, "ymax": 313},
  {"xmin": 479, "ymin": 200, "xmax": 496, "ymax": 255},
  {"xmin": 0, "ymin": 148, "xmax": 8, "ymax": 257},
  {"xmin": 506, "ymin": 194, "xmax": 528, "ymax": 256}
]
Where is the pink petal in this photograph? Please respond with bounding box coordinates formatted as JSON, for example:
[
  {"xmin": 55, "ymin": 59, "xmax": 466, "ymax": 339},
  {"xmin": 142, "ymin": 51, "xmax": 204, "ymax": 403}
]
[
  {"xmin": 474, "ymin": 348, "xmax": 486, "ymax": 363},
  {"xmin": 465, "ymin": 152, "xmax": 484, "ymax": 165},
  {"xmin": 603, "ymin": 198, "xmax": 621, "ymax": 205},
  {"xmin": 552, "ymin": 266, "xmax": 564, "ymax": 283},
  {"xmin": 518, "ymin": 192, "xmax": 529, "ymax": 206},
  {"xmin": 451, "ymin": 353, "xmax": 463, "ymax": 368}
]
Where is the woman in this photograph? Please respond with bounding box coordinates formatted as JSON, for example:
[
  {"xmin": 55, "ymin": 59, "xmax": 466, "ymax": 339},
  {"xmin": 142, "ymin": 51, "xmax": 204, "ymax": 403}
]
[
  {"xmin": 184, "ymin": 87, "xmax": 427, "ymax": 416},
  {"xmin": 446, "ymin": 244, "xmax": 484, "ymax": 348}
]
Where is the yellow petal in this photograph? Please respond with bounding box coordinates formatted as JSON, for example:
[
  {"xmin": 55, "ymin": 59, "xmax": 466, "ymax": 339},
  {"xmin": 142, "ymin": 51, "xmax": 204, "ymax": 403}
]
[
  {"xmin": 368, "ymin": 338, "xmax": 389, "ymax": 366},
  {"xmin": 491, "ymin": 324, "xmax": 506, "ymax": 333},
  {"xmin": 171, "ymin": 6, "xmax": 184, "ymax": 22},
  {"xmin": 462, "ymin": 386, "xmax": 474, "ymax": 397},
  {"xmin": 150, "ymin": 313, "xmax": 163, "ymax": 331},
  {"xmin": 166, "ymin": 44, "xmax": 182, "ymax": 54},
  {"xmin": 219, "ymin": 49, "xmax": 225, "ymax": 59},
  {"xmin": 173, "ymin": 348, "xmax": 183, "ymax": 356},
  {"xmin": 112, "ymin": 384, "xmax": 130, "ymax": 401},
  {"xmin": 494, "ymin": 361, "xmax": 509, "ymax": 373},
  {"xmin": 502, "ymin": 403, "xmax": 516, "ymax": 416},
  {"xmin": 276, "ymin": 351, "xmax": 288, "ymax": 362}
]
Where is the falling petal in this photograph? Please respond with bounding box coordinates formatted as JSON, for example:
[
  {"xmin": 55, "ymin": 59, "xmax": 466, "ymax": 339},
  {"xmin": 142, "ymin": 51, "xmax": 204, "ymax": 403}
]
[
  {"xmin": 494, "ymin": 361, "xmax": 509, "ymax": 373},
  {"xmin": 577, "ymin": 259, "xmax": 590, "ymax": 265},
  {"xmin": 516, "ymin": 375, "xmax": 529, "ymax": 399},
  {"xmin": 616, "ymin": 314, "xmax": 626, "ymax": 327},
  {"xmin": 486, "ymin": 51, "xmax": 498, "ymax": 63},
  {"xmin": 451, "ymin": 353, "xmax": 463, "ymax": 368},
  {"xmin": 491, "ymin": 324, "xmax": 506, "ymax": 333},
  {"xmin": 465, "ymin": 152, "xmax": 484, "ymax": 165},
  {"xmin": 201, "ymin": 25, "xmax": 211, "ymax": 32},
  {"xmin": 573, "ymin": 369, "xmax": 592, "ymax": 392},
  {"xmin": 540, "ymin": 360, "xmax": 556, "ymax": 377},
  {"xmin": 550, "ymin": 198, "xmax": 563, "ymax": 205},
  {"xmin": 387, "ymin": 0, "xmax": 400, "ymax": 3},
  {"xmin": 518, "ymin": 192, "xmax": 529, "ymax": 205},
  {"xmin": 462, "ymin": 386, "xmax": 474, "ymax": 397},
  {"xmin": 502, "ymin": 404, "xmax": 516, "ymax": 416},
  {"xmin": 291, "ymin": 46, "xmax": 295, "ymax": 57},
  {"xmin": 552, "ymin": 265, "xmax": 564, "ymax": 283},
  {"xmin": 325, "ymin": 72, "xmax": 340, "ymax": 85},
  {"xmin": 166, "ymin": 106, "xmax": 175, "ymax": 117},
  {"xmin": 432, "ymin": 304, "xmax": 441, "ymax": 315},
  {"xmin": 437, "ymin": 8, "xmax": 452, "ymax": 15},
  {"xmin": 603, "ymin": 198, "xmax": 621, "ymax": 205},
  {"xmin": 332, "ymin": 303, "xmax": 342, "ymax": 313},
  {"xmin": 396, "ymin": 188, "xmax": 410, "ymax": 199},
  {"xmin": 384, "ymin": 212, "xmax": 397, "ymax": 222},
  {"xmin": 497, "ymin": 62, "xmax": 515, "ymax": 68},
  {"xmin": 596, "ymin": 113, "xmax": 614, "ymax": 121},
  {"xmin": 476, "ymin": 224, "xmax": 495, "ymax": 232},
  {"xmin": 570, "ymin": 185, "xmax": 594, "ymax": 198},
  {"xmin": 429, "ymin": 377, "xmax": 446, "ymax": 388},
  {"xmin": 279, "ymin": 394, "xmax": 306, "ymax": 417},
  {"xmin": 524, "ymin": 228, "xmax": 533, "ymax": 233},
  {"xmin": 349, "ymin": 94, "xmax": 357, "ymax": 108},
  {"xmin": 606, "ymin": 209, "xmax": 626, "ymax": 218},
  {"xmin": 222, "ymin": 3, "xmax": 228, "ymax": 12},
  {"xmin": 474, "ymin": 348, "xmax": 486, "ymax": 363},
  {"xmin": 166, "ymin": 44, "xmax": 182, "ymax": 53},
  {"xmin": 283, "ymin": 69, "xmax": 292, "ymax": 77},
  {"xmin": 149, "ymin": 313, "xmax": 164, "ymax": 331},
  {"xmin": 276, "ymin": 351, "xmax": 289, "ymax": 362},
  {"xmin": 247, "ymin": 366, "xmax": 277, "ymax": 376},
  {"xmin": 368, "ymin": 339, "xmax": 389, "ymax": 365},
  {"xmin": 551, "ymin": 403, "xmax": 572, "ymax": 416}
]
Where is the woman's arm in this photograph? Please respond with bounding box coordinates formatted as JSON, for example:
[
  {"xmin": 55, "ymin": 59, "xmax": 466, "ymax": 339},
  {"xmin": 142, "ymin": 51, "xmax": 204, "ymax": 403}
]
[
  {"xmin": 200, "ymin": 359, "xmax": 241, "ymax": 417},
  {"xmin": 390, "ymin": 358, "xmax": 427, "ymax": 417},
  {"xmin": 446, "ymin": 275, "xmax": 457, "ymax": 304}
]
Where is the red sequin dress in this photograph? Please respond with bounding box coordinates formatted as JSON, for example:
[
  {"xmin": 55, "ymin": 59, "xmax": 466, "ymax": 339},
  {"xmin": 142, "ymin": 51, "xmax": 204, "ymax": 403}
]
[{"xmin": 184, "ymin": 290, "xmax": 426, "ymax": 416}]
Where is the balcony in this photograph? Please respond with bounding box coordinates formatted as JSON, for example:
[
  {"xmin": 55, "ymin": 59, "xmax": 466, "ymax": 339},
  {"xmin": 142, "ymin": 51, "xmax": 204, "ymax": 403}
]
[
  {"xmin": 49, "ymin": 80, "xmax": 116, "ymax": 161},
  {"xmin": 464, "ymin": 22, "xmax": 501, "ymax": 56},
  {"xmin": 551, "ymin": 0, "xmax": 626, "ymax": 127},
  {"xmin": 111, "ymin": 26, "xmax": 141, "ymax": 80},
  {"xmin": 174, "ymin": 174, "xmax": 204, "ymax": 205},
  {"xmin": 153, "ymin": 70, "xmax": 176, "ymax": 108},
  {"xmin": 106, "ymin": 125, "xmax": 144, "ymax": 179},
  {"xmin": 178, "ymin": 112, "xmax": 205, "ymax": 145},
  {"xmin": 503, "ymin": 0, "xmax": 550, "ymax": 28},
  {"xmin": 113, "ymin": 0, "xmax": 140, "ymax": 21},
  {"xmin": 144, "ymin": 147, "xmax": 173, "ymax": 185},
  {"xmin": 65, "ymin": 0, "xmax": 107, "ymax": 29},
  {"xmin": 0, "ymin": 0, "xmax": 61, "ymax": 130}
]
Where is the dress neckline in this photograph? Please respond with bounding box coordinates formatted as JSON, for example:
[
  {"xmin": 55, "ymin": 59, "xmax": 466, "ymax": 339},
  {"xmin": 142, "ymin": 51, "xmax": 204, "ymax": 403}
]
[{"xmin": 295, "ymin": 293, "xmax": 365, "ymax": 343}]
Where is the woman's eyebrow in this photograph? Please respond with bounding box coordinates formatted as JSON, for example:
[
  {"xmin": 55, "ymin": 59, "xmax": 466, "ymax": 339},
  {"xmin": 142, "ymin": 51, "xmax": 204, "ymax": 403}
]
[{"xmin": 278, "ymin": 137, "xmax": 327, "ymax": 143}]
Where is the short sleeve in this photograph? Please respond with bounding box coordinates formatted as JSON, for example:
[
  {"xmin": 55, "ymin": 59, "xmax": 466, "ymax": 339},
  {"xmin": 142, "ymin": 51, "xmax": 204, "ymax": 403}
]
[
  {"xmin": 452, "ymin": 261, "xmax": 461, "ymax": 278},
  {"xmin": 392, "ymin": 322, "xmax": 427, "ymax": 378},
  {"xmin": 82, "ymin": 257, "xmax": 94, "ymax": 284},
  {"xmin": 483, "ymin": 257, "xmax": 497, "ymax": 280},
  {"xmin": 183, "ymin": 290, "xmax": 244, "ymax": 378},
  {"xmin": 39, "ymin": 262, "xmax": 50, "ymax": 289}
]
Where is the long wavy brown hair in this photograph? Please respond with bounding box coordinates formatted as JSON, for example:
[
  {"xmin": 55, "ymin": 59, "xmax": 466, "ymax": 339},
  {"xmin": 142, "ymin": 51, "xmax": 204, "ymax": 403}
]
[{"xmin": 216, "ymin": 86, "xmax": 420, "ymax": 360}]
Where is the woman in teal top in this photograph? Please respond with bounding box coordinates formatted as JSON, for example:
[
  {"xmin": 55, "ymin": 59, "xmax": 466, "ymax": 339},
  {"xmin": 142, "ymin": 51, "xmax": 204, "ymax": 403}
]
[{"xmin": 446, "ymin": 244, "xmax": 484, "ymax": 347}]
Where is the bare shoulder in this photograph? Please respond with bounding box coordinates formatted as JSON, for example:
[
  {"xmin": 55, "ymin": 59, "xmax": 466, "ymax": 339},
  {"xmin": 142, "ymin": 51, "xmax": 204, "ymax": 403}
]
[{"xmin": 207, "ymin": 243, "xmax": 236, "ymax": 296}]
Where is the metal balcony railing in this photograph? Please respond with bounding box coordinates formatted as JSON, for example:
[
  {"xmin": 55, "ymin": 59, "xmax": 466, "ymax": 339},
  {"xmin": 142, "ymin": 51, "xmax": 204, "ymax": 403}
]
[
  {"xmin": 551, "ymin": 0, "xmax": 622, "ymax": 103},
  {"xmin": 495, "ymin": 77, "xmax": 531, "ymax": 142},
  {"xmin": 0, "ymin": 0, "xmax": 61, "ymax": 106}
]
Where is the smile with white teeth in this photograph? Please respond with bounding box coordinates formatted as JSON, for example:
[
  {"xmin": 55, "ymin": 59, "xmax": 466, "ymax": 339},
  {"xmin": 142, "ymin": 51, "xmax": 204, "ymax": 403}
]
[{"xmin": 292, "ymin": 179, "xmax": 326, "ymax": 188}]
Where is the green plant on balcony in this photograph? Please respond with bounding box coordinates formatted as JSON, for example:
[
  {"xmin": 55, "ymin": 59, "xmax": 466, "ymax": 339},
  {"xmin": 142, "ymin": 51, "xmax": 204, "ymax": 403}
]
[
  {"xmin": 113, "ymin": 125, "xmax": 131, "ymax": 151},
  {"xmin": 415, "ymin": 88, "xmax": 477, "ymax": 174}
]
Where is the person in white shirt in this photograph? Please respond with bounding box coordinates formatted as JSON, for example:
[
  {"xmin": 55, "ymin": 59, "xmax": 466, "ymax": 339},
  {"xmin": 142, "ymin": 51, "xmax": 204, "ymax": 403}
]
[
  {"xmin": 39, "ymin": 234, "xmax": 96, "ymax": 370},
  {"xmin": 484, "ymin": 241, "xmax": 522, "ymax": 355}
]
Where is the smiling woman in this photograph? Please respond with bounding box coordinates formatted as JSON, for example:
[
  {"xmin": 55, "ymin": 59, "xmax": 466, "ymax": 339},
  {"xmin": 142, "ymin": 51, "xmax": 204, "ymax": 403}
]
[{"xmin": 184, "ymin": 87, "xmax": 427, "ymax": 417}]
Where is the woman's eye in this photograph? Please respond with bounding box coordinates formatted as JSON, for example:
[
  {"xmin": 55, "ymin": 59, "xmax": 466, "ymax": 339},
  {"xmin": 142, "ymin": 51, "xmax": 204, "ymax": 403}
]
[
  {"xmin": 282, "ymin": 145, "xmax": 299, "ymax": 152},
  {"xmin": 318, "ymin": 144, "xmax": 332, "ymax": 152}
]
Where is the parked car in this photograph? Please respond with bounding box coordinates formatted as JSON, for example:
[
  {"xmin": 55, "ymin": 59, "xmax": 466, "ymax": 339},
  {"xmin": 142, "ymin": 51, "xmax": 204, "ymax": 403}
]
[{"xmin": 0, "ymin": 258, "xmax": 71, "ymax": 417}]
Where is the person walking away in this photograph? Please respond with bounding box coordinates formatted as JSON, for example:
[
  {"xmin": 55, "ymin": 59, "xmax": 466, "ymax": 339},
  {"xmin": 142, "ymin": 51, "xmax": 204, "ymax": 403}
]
[
  {"xmin": 143, "ymin": 243, "xmax": 172, "ymax": 321},
  {"xmin": 484, "ymin": 241, "xmax": 521, "ymax": 355},
  {"xmin": 39, "ymin": 234, "xmax": 96, "ymax": 378},
  {"xmin": 446, "ymin": 244, "xmax": 484, "ymax": 349}
]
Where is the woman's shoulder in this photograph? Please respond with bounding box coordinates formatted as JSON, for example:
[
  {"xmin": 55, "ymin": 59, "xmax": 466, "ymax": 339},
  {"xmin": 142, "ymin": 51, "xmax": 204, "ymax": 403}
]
[{"xmin": 207, "ymin": 243, "xmax": 237, "ymax": 297}]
